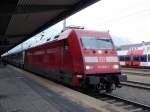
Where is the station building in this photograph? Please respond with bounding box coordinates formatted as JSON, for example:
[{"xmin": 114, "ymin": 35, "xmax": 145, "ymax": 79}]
[{"xmin": 117, "ymin": 41, "xmax": 150, "ymax": 51}]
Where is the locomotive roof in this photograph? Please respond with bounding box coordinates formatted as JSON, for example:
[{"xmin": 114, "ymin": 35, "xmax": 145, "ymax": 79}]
[{"xmin": 26, "ymin": 29, "xmax": 111, "ymax": 50}]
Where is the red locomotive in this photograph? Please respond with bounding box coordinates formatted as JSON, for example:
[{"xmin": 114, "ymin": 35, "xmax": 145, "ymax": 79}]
[{"xmin": 5, "ymin": 27, "xmax": 126, "ymax": 92}]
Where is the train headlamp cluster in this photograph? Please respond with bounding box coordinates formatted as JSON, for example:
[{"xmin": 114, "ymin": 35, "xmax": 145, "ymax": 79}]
[
  {"xmin": 113, "ymin": 64, "xmax": 119, "ymax": 69},
  {"xmin": 98, "ymin": 50, "xmax": 102, "ymax": 54},
  {"xmin": 76, "ymin": 75, "xmax": 83, "ymax": 78},
  {"xmin": 86, "ymin": 65, "xmax": 119, "ymax": 70},
  {"xmin": 85, "ymin": 65, "xmax": 93, "ymax": 70}
]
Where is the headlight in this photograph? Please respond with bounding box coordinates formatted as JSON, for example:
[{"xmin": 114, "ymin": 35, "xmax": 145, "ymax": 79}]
[
  {"xmin": 76, "ymin": 75, "xmax": 83, "ymax": 78},
  {"xmin": 98, "ymin": 50, "xmax": 102, "ymax": 54},
  {"xmin": 85, "ymin": 65, "xmax": 93, "ymax": 70},
  {"xmin": 113, "ymin": 64, "xmax": 119, "ymax": 69}
]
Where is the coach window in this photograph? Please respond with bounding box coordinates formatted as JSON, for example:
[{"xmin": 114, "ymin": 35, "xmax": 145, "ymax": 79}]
[
  {"xmin": 133, "ymin": 55, "xmax": 139, "ymax": 61},
  {"xmin": 125, "ymin": 55, "xmax": 130, "ymax": 61},
  {"xmin": 148, "ymin": 54, "xmax": 150, "ymax": 62},
  {"xmin": 119, "ymin": 56, "xmax": 124, "ymax": 61},
  {"xmin": 119, "ymin": 56, "xmax": 121, "ymax": 61},
  {"xmin": 140, "ymin": 55, "xmax": 147, "ymax": 62}
]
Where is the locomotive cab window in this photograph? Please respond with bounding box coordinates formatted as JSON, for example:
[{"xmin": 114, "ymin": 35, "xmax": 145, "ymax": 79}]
[{"xmin": 80, "ymin": 36, "xmax": 113, "ymax": 49}]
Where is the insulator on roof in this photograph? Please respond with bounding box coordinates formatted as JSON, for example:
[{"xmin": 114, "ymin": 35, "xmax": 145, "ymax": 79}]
[
  {"xmin": 46, "ymin": 38, "xmax": 51, "ymax": 41},
  {"xmin": 61, "ymin": 25, "xmax": 84, "ymax": 32},
  {"xmin": 54, "ymin": 35, "xmax": 59, "ymax": 39}
]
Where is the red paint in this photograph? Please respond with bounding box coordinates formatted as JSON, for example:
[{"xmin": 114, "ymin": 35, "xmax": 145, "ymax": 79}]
[
  {"xmin": 25, "ymin": 29, "xmax": 121, "ymax": 86},
  {"xmin": 133, "ymin": 61, "xmax": 140, "ymax": 66},
  {"xmin": 72, "ymin": 76, "xmax": 79, "ymax": 87},
  {"xmin": 127, "ymin": 50, "xmax": 143, "ymax": 55},
  {"xmin": 124, "ymin": 50, "xmax": 144, "ymax": 66}
]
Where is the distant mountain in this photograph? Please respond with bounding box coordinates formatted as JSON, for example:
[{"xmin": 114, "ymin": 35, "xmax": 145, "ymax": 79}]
[{"xmin": 111, "ymin": 35, "xmax": 131, "ymax": 46}]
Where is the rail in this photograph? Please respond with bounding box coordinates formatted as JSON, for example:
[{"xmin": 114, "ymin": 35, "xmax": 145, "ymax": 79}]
[
  {"xmin": 121, "ymin": 81, "xmax": 150, "ymax": 90},
  {"xmin": 99, "ymin": 94, "xmax": 150, "ymax": 112}
]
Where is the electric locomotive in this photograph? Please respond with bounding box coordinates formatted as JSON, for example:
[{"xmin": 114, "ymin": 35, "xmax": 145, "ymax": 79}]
[{"xmin": 4, "ymin": 27, "xmax": 127, "ymax": 92}]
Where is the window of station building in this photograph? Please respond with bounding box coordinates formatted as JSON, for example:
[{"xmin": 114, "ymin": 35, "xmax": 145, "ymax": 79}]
[{"xmin": 140, "ymin": 55, "xmax": 147, "ymax": 62}]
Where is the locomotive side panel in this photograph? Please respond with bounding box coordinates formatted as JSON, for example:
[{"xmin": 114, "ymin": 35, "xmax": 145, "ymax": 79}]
[
  {"xmin": 24, "ymin": 38, "xmax": 76, "ymax": 86},
  {"xmin": 24, "ymin": 41, "xmax": 62, "ymax": 79},
  {"xmin": 67, "ymin": 31, "xmax": 84, "ymax": 74}
]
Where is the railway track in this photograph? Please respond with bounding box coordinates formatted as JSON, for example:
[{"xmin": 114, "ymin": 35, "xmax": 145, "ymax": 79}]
[
  {"xmin": 121, "ymin": 67, "xmax": 150, "ymax": 75},
  {"xmin": 97, "ymin": 94, "xmax": 150, "ymax": 112},
  {"xmin": 121, "ymin": 70, "xmax": 150, "ymax": 76},
  {"xmin": 87, "ymin": 81, "xmax": 150, "ymax": 112},
  {"xmin": 122, "ymin": 67, "xmax": 150, "ymax": 71},
  {"xmin": 121, "ymin": 81, "xmax": 150, "ymax": 90}
]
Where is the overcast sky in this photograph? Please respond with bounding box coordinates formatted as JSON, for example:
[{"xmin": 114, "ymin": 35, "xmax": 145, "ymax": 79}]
[
  {"xmin": 5, "ymin": 0, "xmax": 150, "ymax": 55},
  {"xmin": 66, "ymin": 0, "xmax": 150, "ymax": 43}
]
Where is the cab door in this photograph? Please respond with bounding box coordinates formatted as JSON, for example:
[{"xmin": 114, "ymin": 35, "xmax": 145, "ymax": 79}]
[{"xmin": 61, "ymin": 39, "xmax": 72, "ymax": 72}]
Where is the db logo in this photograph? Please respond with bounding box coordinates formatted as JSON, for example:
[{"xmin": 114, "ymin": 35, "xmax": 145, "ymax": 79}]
[
  {"xmin": 98, "ymin": 57, "xmax": 106, "ymax": 62},
  {"xmin": 97, "ymin": 65, "xmax": 108, "ymax": 69}
]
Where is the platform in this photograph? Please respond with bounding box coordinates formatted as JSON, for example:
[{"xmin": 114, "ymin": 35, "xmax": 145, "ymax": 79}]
[
  {"xmin": 0, "ymin": 65, "xmax": 130, "ymax": 112},
  {"xmin": 0, "ymin": 65, "xmax": 91, "ymax": 112}
]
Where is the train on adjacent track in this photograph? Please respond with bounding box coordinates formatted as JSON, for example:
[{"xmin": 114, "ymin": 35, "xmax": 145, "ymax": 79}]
[
  {"xmin": 118, "ymin": 49, "xmax": 150, "ymax": 67},
  {"xmin": 3, "ymin": 27, "xmax": 126, "ymax": 93}
]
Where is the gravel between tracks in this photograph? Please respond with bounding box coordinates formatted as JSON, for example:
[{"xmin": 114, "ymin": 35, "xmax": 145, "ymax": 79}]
[
  {"xmin": 126, "ymin": 74, "xmax": 150, "ymax": 84},
  {"xmin": 111, "ymin": 86, "xmax": 150, "ymax": 106}
]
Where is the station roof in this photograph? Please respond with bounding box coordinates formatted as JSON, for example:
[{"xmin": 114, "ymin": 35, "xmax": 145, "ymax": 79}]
[
  {"xmin": 116, "ymin": 41, "xmax": 150, "ymax": 51},
  {"xmin": 0, "ymin": 0, "xmax": 99, "ymax": 55}
]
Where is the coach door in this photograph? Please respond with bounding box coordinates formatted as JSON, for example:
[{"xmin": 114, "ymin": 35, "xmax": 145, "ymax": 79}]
[{"xmin": 148, "ymin": 54, "xmax": 150, "ymax": 66}]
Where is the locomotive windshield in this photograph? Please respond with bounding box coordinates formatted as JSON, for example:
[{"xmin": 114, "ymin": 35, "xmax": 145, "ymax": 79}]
[{"xmin": 80, "ymin": 36, "xmax": 113, "ymax": 49}]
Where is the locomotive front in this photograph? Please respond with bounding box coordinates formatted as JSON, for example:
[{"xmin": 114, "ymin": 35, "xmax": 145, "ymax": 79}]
[{"xmin": 76, "ymin": 30, "xmax": 125, "ymax": 92}]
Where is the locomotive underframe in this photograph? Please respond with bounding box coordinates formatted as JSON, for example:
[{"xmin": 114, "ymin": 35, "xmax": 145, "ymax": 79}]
[{"xmin": 79, "ymin": 73, "xmax": 125, "ymax": 93}]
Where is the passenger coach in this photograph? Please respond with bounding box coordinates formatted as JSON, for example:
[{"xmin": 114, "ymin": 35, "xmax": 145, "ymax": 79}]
[{"xmin": 118, "ymin": 49, "xmax": 150, "ymax": 67}]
